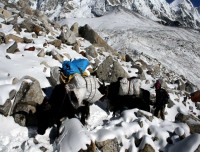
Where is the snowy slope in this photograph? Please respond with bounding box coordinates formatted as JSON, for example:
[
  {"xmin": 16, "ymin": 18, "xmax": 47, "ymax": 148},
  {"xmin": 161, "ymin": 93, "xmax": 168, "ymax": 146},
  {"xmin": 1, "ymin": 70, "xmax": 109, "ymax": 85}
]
[
  {"xmin": 0, "ymin": 1, "xmax": 199, "ymax": 152},
  {"xmin": 64, "ymin": 7, "xmax": 200, "ymax": 89},
  {"xmin": 34, "ymin": 0, "xmax": 200, "ymax": 29}
]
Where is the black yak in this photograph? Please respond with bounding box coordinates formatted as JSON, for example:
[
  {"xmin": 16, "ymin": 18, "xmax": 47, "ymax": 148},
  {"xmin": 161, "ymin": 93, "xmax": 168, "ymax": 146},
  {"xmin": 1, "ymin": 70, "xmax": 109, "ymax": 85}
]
[
  {"xmin": 99, "ymin": 77, "xmax": 151, "ymax": 116},
  {"xmin": 36, "ymin": 83, "xmax": 90, "ymax": 135}
]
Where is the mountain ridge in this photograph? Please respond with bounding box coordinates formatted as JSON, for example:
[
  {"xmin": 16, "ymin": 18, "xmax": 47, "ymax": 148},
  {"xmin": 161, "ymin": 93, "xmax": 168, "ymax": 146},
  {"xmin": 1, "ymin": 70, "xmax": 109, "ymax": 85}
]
[{"xmin": 33, "ymin": 0, "xmax": 200, "ymax": 30}]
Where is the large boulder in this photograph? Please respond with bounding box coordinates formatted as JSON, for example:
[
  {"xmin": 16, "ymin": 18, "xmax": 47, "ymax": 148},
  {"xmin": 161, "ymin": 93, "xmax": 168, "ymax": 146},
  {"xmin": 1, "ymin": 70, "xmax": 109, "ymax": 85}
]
[
  {"xmin": 79, "ymin": 24, "xmax": 117, "ymax": 55},
  {"xmin": 96, "ymin": 56, "xmax": 129, "ymax": 83},
  {"xmin": 11, "ymin": 76, "xmax": 44, "ymax": 126},
  {"xmin": 58, "ymin": 25, "xmax": 76, "ymax": 45},
  {"xmin": 175, "ymin": 113, "xmax": 200, "ymax": 134}
]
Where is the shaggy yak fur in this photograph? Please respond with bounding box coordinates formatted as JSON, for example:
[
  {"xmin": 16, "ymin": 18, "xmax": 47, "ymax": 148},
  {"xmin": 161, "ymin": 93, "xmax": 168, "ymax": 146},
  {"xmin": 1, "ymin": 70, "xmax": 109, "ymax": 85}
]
[
  {"xmin": 36, "ymin": 83, "xmax": 90, "ymax": 135},
  {"xmin": 99, "ymin": 77, "xmax": 151, "ymax": 116}
]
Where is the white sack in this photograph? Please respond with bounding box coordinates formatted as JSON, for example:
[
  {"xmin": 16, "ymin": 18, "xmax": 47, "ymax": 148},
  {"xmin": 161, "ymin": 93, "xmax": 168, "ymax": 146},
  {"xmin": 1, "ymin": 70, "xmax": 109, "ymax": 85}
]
[
  {"xmin": 84, "ymin": 76, "xmax": 103, "ymax": 103},
  {"xmin": 65, "ymin": 74, "xmax": 103, "ymax": 108},
  {"xmin": 119, "ymin": 78, "xmax": 141, "ymax": 96}
]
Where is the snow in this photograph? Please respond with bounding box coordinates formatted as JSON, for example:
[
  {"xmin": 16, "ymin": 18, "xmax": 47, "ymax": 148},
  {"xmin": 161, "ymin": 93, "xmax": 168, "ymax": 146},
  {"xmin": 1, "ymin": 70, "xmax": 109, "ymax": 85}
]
[
  {"xmin": 54, "ymin": 118, "xmax": 91, "ymax": 152},
  {"xmin": 64, "ymin": 8, "xmax": 200, "ymax": 89},
  {"xmin": 171, "ymin": 0, "xmax": 193, "ymax": 8},
  {"xmin": 167, "ymin": 133, "xmax": 200, "ymax": 152},
  {"xmin": 0, "ymin": 2, "xmax": 200, "ymax": 152}
]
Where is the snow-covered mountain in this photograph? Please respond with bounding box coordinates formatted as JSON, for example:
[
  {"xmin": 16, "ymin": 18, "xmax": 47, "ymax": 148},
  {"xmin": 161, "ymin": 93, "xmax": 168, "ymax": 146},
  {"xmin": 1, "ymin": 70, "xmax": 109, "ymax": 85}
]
[
  {"xmin": 170, "ymin": 0, "xmax": 200, "ymax": 29},
  {"xmin": 197, "ymin": 6, "xmax": 200, "ymax": 14},
  {"xmin": 0, "ymin": 0, "xmax": 200, "ymax": 152},
  {"xmin": 64, "ymin": 7, "xmax": 200, "ymax": 89},
  {"xmin": 33, "ymin": 0, "xmax": 200, "ymax": 30},
  {"xmin": 9, "ymin": 0, "xmax": 200, "ymax": 89}
]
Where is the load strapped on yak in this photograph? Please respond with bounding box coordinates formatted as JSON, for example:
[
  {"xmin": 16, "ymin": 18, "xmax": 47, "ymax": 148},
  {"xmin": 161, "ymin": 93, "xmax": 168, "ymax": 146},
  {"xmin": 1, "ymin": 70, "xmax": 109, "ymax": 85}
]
[
  {"xmin": 60, "ymin": 58, "xmax": 103, "ymax": 109},
  {"xmin": 60, "ymin": 58, "xmax": 90, "ymax": 83},
  {"xmin": 118, "ymin": 77, "xmax": 142, "ymax": 97}
]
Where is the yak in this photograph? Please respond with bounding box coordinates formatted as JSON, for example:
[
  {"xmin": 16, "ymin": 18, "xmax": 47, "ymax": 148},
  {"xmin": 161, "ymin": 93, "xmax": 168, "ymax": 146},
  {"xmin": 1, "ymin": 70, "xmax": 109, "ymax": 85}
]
[
  {"xmin": 36, "ymin": 83, "xmax": 90, "ymax": 135},
  {"xmin": 99, "ymin": 77, "xmax": 151, "ymax": 116}
]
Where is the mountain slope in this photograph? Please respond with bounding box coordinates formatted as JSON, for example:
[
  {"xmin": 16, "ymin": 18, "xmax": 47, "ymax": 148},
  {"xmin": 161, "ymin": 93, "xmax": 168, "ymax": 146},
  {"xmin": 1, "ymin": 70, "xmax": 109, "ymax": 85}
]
[
  {"xmin": 7, "ymin": 0, "xmax": 200, "ymax": 88},
  {"xmin": 65, "ymin": 7, "xmax": 200, "ymax": 89},
  {"xmin": 34, "ymin": 0, "xmax": 200, "ymax": 30},
  {"xmin": 0, "ymin": 1, "xmax": 200, "ymax": 152}
]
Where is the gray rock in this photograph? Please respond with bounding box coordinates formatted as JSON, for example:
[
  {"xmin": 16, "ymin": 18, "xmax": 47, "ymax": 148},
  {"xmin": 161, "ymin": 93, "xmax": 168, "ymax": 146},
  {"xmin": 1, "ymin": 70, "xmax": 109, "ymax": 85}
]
[
  {"xmin": 0, "ymin": 32, "xmax": 5, "ymax": 44},
  {"xmin": 137, "ymin": 110, "xmax": 153, "ymax": 122},
  {"xmin": 167, "ymin": 99, "xmax": 175, "ymax": 108},
  {"xmin": 174, "ymin": 79, "xmax": 186, "ymax": 91},
  {"xmin": 131, "ymin": 64, "xmax": 146, "ymax": 80},
  {"xmin": 92, "ymin": 58, "xmax": 101, "ymax": 70},
  {"xmin": 7, "ymin": 15, "xmax": 18, "ymax": 25},
  {"xmin": 49, "ymin": 39, "xmax": 62, "ymax": 49},
  {"xmin": 48, "ymin": 66, "xmax": 61, "ymax": 87},
  {"xmin": 70, "ymin": 22, "xmax": 79, "ymax": 36},
  {"xmin": 91, "ymin": 1, "xmax": 106, "ymax": 17},
  {"xmin": 23, "ymin": 37, "xmax": 33, "ymax": 43},
  {"xmin": 34, "ymin": 10, "xmax": 54, "ymax": 35},
  {"xmin": 72, "ymin": 40, "xmax": 80, "ymax": 53},
  {"xmin": 195, "ymin": 102, "xmax": 200, "ymax": 110},
  {"xmin": 175, "ymin": 113, "xmax": 200, "ymax": 134},
  {"xmin": 59, "ymin": 25, "xmax": 76, "ymax": 45},
  {"xmin": 5, "ymin": 34, "xmax": 24, "ymax": 43},
  {"xmin": 18, "ymin": 11, "xmax": 24, "ymax": 18},
  {"xmin": 85, "ymin": 45, "xmax": 98, "ymax": 58},
  {"xmin": 152, "ymin": 64, "xmax": 161, "ymax": 77},
  {"xmin": 132, "ymin": 64, "xmax": 143, "ymax": 75},
  {"xmin": 11, "ymin": 76, "xmax": 44, "ymax": 126},
  {"xmin": 139, "ymin": 143, "xmax": 155, "ymax": 152},
  {"xmin": 96, "ymin": 56, "xmax": 129, "ymax": 83},
  {"xmin": 0, "ymin": 8, "xmax": 12, "ymax": 19},
  {"xmin": 96, "ymin": 138, "xmax": 119, "ymax": 152},
  {"xmin": 135, "ymin": 59, "xmax": 148, "ymax": 70},
  {"xmin": 79, "ymin": 24, "xmax": 117, "ymax": 55},
  {"xmin": 0, "ymin": 99, "xmax": 11, "ymax": 116},
  {"xmin": 37, "ymin": 49, "xmax": 45, "ymax": 57},
  {"xmin": 6, "ymin": 41, "xmax": 18, "ymax": 53},
  {"xmin": 11, "ymin": 76, "xmax": 44, "ymax": 114},
  {"xmin": 13, "ymin": 24, "xmax": 22, "ymax": 34},
  {"xmin": 185, "ymin": 81, "xmax": 197, "ymax": 93},
  {"xmin": 20, "ymin": 19, "xmax": 34, "ymax": 33},
  {"xmin": 9, "ymin": 89, "xmax": 16, "ymax": 100},
  {"xmin": 13, "ymin": 113, "xmax": 26, "ymax": 126}
]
